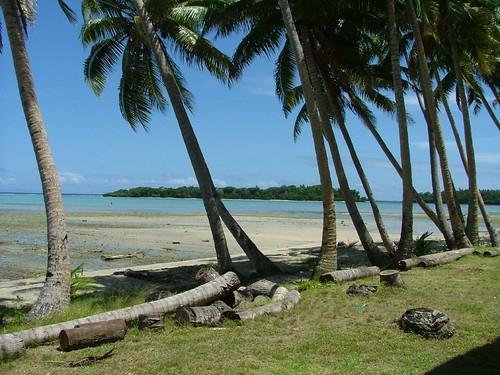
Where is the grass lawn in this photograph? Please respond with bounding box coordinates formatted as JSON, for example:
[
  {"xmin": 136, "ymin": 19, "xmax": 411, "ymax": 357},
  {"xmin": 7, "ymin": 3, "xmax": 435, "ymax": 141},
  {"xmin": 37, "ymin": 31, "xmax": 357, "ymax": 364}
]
[{"xmin": 1, "ymin": 255, "xmax": 499, "ymax": 374}]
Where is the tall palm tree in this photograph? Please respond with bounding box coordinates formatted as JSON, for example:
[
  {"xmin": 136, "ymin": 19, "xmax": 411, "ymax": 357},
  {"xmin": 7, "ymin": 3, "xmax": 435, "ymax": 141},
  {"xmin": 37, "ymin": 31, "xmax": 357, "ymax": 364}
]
[
  {"xmin": 82, "ymin": 0, "xmax": 279, "ymax": 274},
  {"xmin": 405, "ymin": 0, "xmax": 472, "ymax": 248},
  {"xmin": 278, "ymin": 0, "xmax": 337, "ymax": 278},
  {"xmin": 1, "ymin": 0, "xmax": 76, "ymax": 320},
  {"xmin": 387, "ymin": 0, "xmax": 414, "ymax": 258}
]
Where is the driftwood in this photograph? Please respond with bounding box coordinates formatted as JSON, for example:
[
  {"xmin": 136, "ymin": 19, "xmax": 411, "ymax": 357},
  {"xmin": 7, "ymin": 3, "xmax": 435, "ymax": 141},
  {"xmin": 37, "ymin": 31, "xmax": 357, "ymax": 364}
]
[
  {"xmin": 101, "ymin": 252, "xmax": 144, "ymax": 261},
  {"xmin": 138, "ymin": 314, "xmax": 164, "ymax": 331},
  {"xmin": 225, "ymin": 290, "xmax": 300, "ymax": 321},
  {"xmin": 319, "ymin": 266, "xmax": 380, "ymax": 283},
  {"xmin": 0, "ymin": 271, "xmax": 240, "ymax": 360},
  {"xmin": 398, "ymin": 248, "xmax": 475, "ymax": 270},
  {"xmin": 245, "ymin": 279, "xmax": 279, "ymax": 297},
  {"xmin": 195, "ymin": 266, "xmax": 242, "ymax": 308},
  {"xmin": 474, "ymin": 249, "xmax": 499, "ymax": 257},
  {"xmin": 59, "ymin": 319, "xmax": 127, "ymax": 352},
  {"xmin": 380, "ymin": 270, "xmax": 405, "ymax": 288},
  {"xmin": 175, "ymin": 306, "xmax": 223, "ymax": 327}
]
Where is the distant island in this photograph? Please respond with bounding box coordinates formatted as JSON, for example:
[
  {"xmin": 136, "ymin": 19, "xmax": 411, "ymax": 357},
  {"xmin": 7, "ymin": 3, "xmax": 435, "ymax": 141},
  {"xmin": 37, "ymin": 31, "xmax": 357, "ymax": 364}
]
[
  {"xmin": 418, "ymin": 189, "xmax": 500, "ymax": 205},
  {"xmin": 103, "ymin": 185, "xmax": 368, "ymax": 202}
]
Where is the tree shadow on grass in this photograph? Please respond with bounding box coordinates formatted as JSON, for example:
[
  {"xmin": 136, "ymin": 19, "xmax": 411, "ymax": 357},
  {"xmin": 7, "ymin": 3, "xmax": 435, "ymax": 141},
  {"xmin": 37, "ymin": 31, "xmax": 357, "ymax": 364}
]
[{"xmin": 425, "ymin": 337, "xmax": 500, "ymax": 375}]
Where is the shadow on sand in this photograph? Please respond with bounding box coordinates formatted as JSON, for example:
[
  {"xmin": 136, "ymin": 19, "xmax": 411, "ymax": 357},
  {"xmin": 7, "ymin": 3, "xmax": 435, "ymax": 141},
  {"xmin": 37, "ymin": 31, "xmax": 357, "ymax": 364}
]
[{"xmin": 425, "ymin": 337, "xmax": 500, "ymax": 375}]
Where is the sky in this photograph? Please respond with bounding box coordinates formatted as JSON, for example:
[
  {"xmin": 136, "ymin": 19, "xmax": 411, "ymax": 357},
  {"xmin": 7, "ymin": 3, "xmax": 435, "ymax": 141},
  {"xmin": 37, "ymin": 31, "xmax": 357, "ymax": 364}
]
[{"xmin": 1, "ymin": 2, "xmax": 499, "ymax": 201}]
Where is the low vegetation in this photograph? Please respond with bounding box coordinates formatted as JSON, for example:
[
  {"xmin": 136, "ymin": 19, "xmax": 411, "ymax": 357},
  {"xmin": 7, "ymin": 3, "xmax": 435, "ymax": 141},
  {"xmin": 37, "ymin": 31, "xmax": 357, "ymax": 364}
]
[
  {"xmin": 103, "ymin": 185, "xmax": 368, "ymax": 202},
  {"xmin": 1, "ymin": 256, "xmax": 498, "ymax": 374}
]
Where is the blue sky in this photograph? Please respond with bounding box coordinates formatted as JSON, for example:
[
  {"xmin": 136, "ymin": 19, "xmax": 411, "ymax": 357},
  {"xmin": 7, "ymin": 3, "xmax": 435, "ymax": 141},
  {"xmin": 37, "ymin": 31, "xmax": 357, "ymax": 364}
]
[{"xmin": 1, "ymin": 2, "xmax": 499, "ymax": 200}]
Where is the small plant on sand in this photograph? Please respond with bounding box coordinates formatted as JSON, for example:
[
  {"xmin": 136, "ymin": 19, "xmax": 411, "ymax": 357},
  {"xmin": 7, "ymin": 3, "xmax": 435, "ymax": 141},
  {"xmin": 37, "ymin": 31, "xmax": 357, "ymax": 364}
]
[
  {"xmin": 70, "ymin": 264, "xmax": 97, "ymax": 299},
  {"xmin": 413, "ymin": 232, "xmax": 438, "ymax": 256}
]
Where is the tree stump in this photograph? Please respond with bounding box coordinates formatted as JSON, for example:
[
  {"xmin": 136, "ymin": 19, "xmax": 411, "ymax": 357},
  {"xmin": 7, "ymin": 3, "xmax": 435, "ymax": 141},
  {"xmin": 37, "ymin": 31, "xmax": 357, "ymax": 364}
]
[
  {"xmin": 59, "ymin": 319, "xmax": 127, "ymax": 351},
  {"xmin": 380, "ymin": 270, "xmax": 405, "ymax": 288},
  {"xmin": 397, "ymin": 307, "xmax": 455, "ymax": 339},
  {"xmin": 175, "ymin": 306, "xmax": 222, "ymax": 327},
  {"xmin": 195, "ymin": 266, "xmax": 221, "ymax": 285},
  {"xmin": 245, "ymin": 279, "xmax": 279, "ymax": 297},
  {"xmin": 138, "ymin": 314, "xmax": 164, "ymax": 331}
]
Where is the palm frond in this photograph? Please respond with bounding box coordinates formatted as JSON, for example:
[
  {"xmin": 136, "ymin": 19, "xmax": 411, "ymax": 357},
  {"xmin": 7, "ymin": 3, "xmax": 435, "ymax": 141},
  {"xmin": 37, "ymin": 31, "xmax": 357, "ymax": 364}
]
[{"xmin": 58, "ymin": 0, "xmax": 77, "ymax": 23}]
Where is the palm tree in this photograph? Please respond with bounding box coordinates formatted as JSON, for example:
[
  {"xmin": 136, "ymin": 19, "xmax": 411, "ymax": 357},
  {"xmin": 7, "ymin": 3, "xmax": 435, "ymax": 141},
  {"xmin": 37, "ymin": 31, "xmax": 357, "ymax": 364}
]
[
  {"xmin": 387, "ymin": 0, "xmax": 414, "ymax": 258},
  {"xmin": 278, "ymin": 0, "xmax": 337, "ymax": 278},
  {"xmin": 82, "ymin": 0, "xmax": 279, "ymax": 274},
  {"xmin": 405, "ymin": 0, "xmax": 472, "ymax": 248},
  {"xmin": 1, "ymin": 0, "xmax": 76, "ymax": 320}
]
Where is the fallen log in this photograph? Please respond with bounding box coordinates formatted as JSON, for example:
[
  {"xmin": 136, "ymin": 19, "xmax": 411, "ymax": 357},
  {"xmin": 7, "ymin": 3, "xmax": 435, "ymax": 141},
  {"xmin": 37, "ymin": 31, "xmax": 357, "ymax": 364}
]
[
  {"xmin": 271, "ymin": 287, "xmax": 288, "ymax": 303},
  {"xmin": 195, "ymin": 266, "xmax": 242, "ymax": 307},
  {"xmin": 484, "ymin": 250, "xmax": 498, "ymax": 257},
  {"xmin": 245, "ymin": 279, "xmax": 279, "ymax": 297},
  {"xmin": 101, "ymin": 252, "xmax": 144, "ymax": 261},
  {"xmin": 398, "ymin": 248, "xmax": 475, "ymax": 270},
  {"xmin": 59, "ymin": 319, "xmax": 127, "ymax": 351},
  {"xmin": 319, "ymin": 266, "xmax": 380, "ymax": 283},
  {"xmin": 175, "ymin": 306, "xmax": 223, "ymax": 327},
  {"xmin": 225, "ymin": 290, "xmax": 300, "ymax": 321},
  {"xmin": 0, "ymin": 271, "xmax": 240, "ymax": 360},
  {"xmin": 380, "ymin": 270, "xmax": 405, "ymax": 288}
]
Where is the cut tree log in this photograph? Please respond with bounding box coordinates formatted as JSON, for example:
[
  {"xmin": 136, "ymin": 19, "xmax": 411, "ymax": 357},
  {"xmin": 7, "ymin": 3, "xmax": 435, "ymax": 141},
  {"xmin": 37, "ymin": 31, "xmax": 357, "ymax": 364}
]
[
  {"xmin": 484, "ymin": 250, "xmax": 498, "ymax": 257},
  {"xmin": 175, "ymin": 306, "xmax": 223, "ymax": 327},
  {"xmin": 398, "ymin": 248, "xmax": 475, "ymax": 270},
  {"xmin": 138, "ymin": 314, "xmax": 165, "ymax": 331},
  {"xmin": 0, "ymin": 271, "xmax": 240, "ymax": 360},
  {"xmin": 59, "ymin": 319, "xmax": 127, "ymax": 351},
  {"xmin": 245, "ymin": 279, "xmax": 279, "ymax": 297},
  {"xmin": 0, "ymin": 335, "xmax": 24, "ymax": 360},
  {"xmin": 225, "ymin": 290, "xmax": 300, "ymax": 321},
  {"xmin": 379, "ymin": 270, "xmax": 405, "ymax": 288},
  {"xmin": 319, "ymin": 266, "xmax": 380, "ymax": 283},
  {"xmin": 195, "ymin": 266, "xmax": 242, "ymax": 308},
  {"xmin": 271, "ymin": 287, "xmax": 288, "ymax": 303}
]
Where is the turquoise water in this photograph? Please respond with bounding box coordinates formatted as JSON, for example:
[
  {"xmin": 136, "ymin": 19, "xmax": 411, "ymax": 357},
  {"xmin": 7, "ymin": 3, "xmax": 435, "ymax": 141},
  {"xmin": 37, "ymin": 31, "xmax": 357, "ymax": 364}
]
[{"xmin": 1, "ymin": 193, "xmax": 499, "ymax": 217}]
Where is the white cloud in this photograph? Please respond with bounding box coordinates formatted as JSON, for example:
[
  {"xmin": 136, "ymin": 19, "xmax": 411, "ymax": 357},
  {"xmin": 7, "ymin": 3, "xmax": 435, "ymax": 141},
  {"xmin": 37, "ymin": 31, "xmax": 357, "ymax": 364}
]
[
  {"xmin": 59, "ymin": 172, "xmax": 85, "ymax": 184},
  {"xmin": 412, "ymin": 141, "xmax": 455, "ymax": 150},
  {"xmin": 0, "ymin": 177, "xmax": 16, "ymax": 185},
  {"xmin": 167, "ymin": 177, "xmax": 198, "ymax": 186},
  {"xmin": 476, "ymin": 153, "xmax": 500, "ymax": 164},
  {"xmin": 244, "ymin": 75, "xmax": 276, "ymax": 97}
]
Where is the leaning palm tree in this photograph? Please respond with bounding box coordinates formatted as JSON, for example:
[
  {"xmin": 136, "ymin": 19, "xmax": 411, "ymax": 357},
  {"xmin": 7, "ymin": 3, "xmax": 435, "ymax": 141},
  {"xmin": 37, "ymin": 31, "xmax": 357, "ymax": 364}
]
[
  {"xmin": 278, "ymin": 0, "xmax": 337, "ymax": 278},
  {"xmin": 1, "ymin": 0, "xmax": 76, "ymax": 320},
  {"xmin": 81, "ymin": 0, "xmax": 279, "ymax": 274},
  {"xmin": 386, "ymin": 0, "xmax": 414, "ymax": 258}
]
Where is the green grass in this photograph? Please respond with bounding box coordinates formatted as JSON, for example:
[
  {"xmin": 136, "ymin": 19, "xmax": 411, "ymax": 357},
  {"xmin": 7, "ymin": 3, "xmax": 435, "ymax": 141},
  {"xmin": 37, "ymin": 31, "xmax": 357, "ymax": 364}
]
[{"xmin": 1, "ymin": 256, "xmax": 499, "ymax": 374}]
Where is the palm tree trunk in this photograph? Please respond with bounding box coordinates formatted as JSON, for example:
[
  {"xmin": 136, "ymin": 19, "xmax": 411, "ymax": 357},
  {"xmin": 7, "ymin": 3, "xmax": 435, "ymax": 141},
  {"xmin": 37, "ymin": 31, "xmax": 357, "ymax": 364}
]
[
  {"xmin": 215, "ymin": 199, "xmax": 281, "ymax": 275},
  {"xmin": 1, "ymin": 0, "xmax": 70, "ymax": 320},
  {"xmin": 438, "ymin": 76, "xmax": 499, "ymax": 246},
  {"xmin": 298, "ymin": 26, "xmax": 390, "ymax": 266},
  {"xmin": 478, "ymin": 84, "xmax": 500, "ymax": 130},
  {"xmin": 278, "ymin": 0, "xmax": 337, "ymax": 279},
  {"xmin": 133, "ymin": 0, "xmax": 231, "ymax": 272},
  {"xmin": 311, "ymin": 44, "xmax": 396, "ymax": 256},
  {"xmin": 406, "ymin": 0, "xmax": 471, "ymax": 248},
  {"xmin": 414, "ymin": 90, "xmax": 454, "ymax": 245},
  {"xmin": 387, "ymin": 0, "xmax": 414, "ymax": 258},
  {"xmin": 365, "ymin": 121, "xmax": 456, "ymax": 248},
  {"xmin": 449, "ymin": 38, "xmax": 479, "ymax": 244}
]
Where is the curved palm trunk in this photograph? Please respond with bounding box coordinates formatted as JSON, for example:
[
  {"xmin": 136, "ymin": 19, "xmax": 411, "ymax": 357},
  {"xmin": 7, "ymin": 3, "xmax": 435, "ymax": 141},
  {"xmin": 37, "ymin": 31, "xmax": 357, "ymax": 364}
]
[
  {"xmin": 365, "ymin": 122, "xmax": 456, "ymax": 248},
  {"xmin": 2, "ymin": 0, "xmax": 70, "ymax": 319},
  {"xmin": 438, "ymin": 78, "xmax": 499, "ymax": 246},
  {"xmin": 134, "ymin": 0, "xmax": 231, "ymax": 272},
  {"xmin": 311, "ymin": 45, "xmax": 396, "ymax": 256},
  {"xmin": 387, "ymin": 0, "xmax": 414, "ymax": 258},
  {"xmin": 406, "ymin": 0, "xmax": 471, "ymax": 248},
  {"xmin": 414, "ymin": 90, "xmax": 453, "ymax": 245},
  {"xmin": 478, "ymin": 89, "xmax": 500, "ymax": 131},
  {"xmin": 278, "ymin": 0, "xmax": 337, "ymax": 278},
  {"xmin": 449, "ymin": 39, "xmax": 479, "ymax": 244}
]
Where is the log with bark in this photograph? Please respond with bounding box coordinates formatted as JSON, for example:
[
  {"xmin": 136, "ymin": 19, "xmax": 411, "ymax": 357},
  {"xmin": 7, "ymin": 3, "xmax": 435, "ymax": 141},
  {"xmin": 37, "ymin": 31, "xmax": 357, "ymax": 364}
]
[
  {"xmin": 474, "ymin": 249, "xmax": 499, "ymax": 257},
  {"xmin": 379, "ymin": 270, "xmax": 405, "ymax": 288},
  {"xmin": 225, "ymin": 290, "xmax": 300, "ymax": 321},
  {"xmin": 0, "ymin": 271, "xmax": 240, "ymax": 360},
  {"xmin": 319, "ymin": 266, "xmax": 380, "ymax": 283},
  {"xmin": 195, "ymin": 266, "xmax": 242, "ymax": 307},
  {"xmin": 244, "ymin": 279, "xmax": 279, "ymax": 297},
  {"xmin": 59, "ymin": 319, "xmax": 127, "ymax": 351},
  {"xmin": 398, "ymin": 248, "xmax": 475, "ymax": 270}
]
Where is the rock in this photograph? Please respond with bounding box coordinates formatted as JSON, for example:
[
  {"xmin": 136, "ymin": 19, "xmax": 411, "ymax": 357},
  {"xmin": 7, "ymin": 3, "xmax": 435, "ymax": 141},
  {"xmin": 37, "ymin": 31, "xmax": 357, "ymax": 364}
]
[
  {"xmin": 397, "ymin": 307, "xmax": 455, "ymax": 339},
  {"xmin": 346, "ymin": 284, "xmax": 377, "ymax": 296}
]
